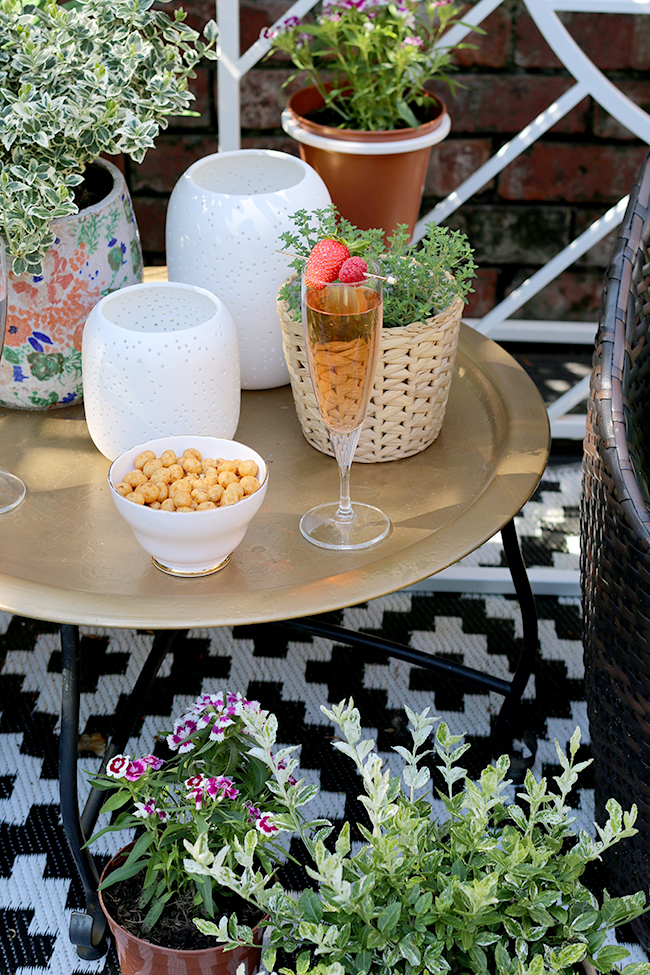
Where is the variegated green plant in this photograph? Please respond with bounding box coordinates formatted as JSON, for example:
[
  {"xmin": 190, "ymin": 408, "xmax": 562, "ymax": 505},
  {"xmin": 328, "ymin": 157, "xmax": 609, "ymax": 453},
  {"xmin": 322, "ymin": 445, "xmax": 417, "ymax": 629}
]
[
  {"xmin": 0, "ymin": 0, "xmax": 217, "ymax": 274},
  {"xmin": 185, "ymin": 701, "xmax": 650, "ymax": 975}
]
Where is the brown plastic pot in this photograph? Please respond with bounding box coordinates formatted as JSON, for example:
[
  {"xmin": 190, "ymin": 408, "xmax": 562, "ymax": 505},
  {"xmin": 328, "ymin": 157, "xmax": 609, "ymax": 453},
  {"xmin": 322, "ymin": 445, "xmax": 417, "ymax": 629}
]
[
  {"xmin": 99, "ymin": 847, "xmax": 263, "ymax": 975},
  {"xmin": 282, "ymin": 85, "xmax": 450, "ymax": 240}
]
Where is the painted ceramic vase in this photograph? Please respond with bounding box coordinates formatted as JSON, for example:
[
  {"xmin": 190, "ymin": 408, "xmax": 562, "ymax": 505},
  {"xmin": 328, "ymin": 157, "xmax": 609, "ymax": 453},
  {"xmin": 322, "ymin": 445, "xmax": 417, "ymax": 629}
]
[{"xmin": 0, "ymin": 157, "xmax": 143, "ymax": 410}]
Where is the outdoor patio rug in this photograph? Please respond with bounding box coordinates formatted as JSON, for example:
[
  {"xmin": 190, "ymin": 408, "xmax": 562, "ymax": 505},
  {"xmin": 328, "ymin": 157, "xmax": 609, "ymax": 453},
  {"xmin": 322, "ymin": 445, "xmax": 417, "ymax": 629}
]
[{"xmin": 1, "ymin": 458, "xmax": 647, "ymax": 975}]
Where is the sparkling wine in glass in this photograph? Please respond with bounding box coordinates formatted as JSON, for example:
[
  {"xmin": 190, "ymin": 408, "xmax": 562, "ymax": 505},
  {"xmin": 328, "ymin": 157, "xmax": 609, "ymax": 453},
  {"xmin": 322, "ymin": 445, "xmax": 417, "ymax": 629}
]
[
  {"xmin": 300, "ymin": 265, "xmax": 390, "ymax": 550},
  {"xmin": 0, "ymin": 238, "xmax": 26, "ymax": 513}
]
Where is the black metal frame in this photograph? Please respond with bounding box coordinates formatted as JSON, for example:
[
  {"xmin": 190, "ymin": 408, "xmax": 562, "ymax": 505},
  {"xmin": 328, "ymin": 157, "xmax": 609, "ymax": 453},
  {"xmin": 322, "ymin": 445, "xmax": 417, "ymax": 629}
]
[{"xmin": 60, "ymin": 515, "xmax": 538, "ymax": 959}]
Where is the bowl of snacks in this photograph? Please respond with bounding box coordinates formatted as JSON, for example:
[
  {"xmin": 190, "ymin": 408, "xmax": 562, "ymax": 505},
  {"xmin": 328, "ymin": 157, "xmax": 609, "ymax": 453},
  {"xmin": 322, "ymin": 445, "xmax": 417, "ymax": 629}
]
[{"xmin": 108, "ymin": 436, "xmax": 268, "ymax": 576}]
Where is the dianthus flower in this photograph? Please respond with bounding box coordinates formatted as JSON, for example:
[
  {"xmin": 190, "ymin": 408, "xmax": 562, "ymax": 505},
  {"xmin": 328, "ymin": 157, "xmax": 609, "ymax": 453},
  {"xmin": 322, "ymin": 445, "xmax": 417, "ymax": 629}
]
[
  {"xmin": 256, "ymin": 813, "xmax": 279, "ymax": 835},
  {"xmin": 133, "ymin": 797, "xmax": 169, "ymax": 821},
  {"xmin": 125, "ymin": 758, "xmax": 150, "ymax": 782},
  {"xmin": 105, "ymin": 754, "xmax": 130, "ymax": 778}
]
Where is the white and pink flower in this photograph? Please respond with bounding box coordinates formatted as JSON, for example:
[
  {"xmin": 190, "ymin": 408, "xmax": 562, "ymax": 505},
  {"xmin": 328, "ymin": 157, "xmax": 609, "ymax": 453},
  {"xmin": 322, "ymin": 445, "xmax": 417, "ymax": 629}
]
[
  {"xmin": 125, "ymin": 758, "xmax": 150, "ymax": 782},
  {"xmin": 166, "ymin": 716, "xmax": 199, "ymax": 753},
  {"xmin": 142, "ymin": 754, "xmax": 164, "ymax": 771},
  {"xmin": 105, "ymin": 755, "xmax": 130, "ymax": 779},
  {"xmin": 133, "ymin": 797, "xmax": 169, "ymax": 821},
  {"xmin": 256, "ymin": 813, "xmax": 279, "ymax": 836}
]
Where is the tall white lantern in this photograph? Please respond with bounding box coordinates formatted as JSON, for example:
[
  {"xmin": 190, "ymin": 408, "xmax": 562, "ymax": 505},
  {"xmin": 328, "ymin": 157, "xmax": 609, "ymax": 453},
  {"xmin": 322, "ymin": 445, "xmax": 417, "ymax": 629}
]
[{"xmin": 165, "ymin": 149, "xmax": 331, "ymax": 390}]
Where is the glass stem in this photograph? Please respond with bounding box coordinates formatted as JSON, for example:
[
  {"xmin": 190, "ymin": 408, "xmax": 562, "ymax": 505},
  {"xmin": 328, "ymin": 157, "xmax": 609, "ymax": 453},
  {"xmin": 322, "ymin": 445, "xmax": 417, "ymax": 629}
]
[{"xmin": 329, "ymin": 428, "xmax": 362, "ymax": 521}]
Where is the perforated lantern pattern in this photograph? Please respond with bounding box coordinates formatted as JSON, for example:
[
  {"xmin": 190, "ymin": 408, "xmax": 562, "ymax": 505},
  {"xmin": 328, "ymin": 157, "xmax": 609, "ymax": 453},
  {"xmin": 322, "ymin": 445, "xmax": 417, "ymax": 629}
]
[
  {"xmin": 166, "ymin": 149, "xmax": 331, "ymax": 390},
  {"xmin": 82, "ymin": 282, "xmax": 241, "ymax": 460}
]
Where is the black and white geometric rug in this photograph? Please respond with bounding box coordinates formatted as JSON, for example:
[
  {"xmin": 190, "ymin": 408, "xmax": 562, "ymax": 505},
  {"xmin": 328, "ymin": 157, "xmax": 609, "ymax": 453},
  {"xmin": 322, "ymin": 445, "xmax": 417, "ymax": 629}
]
[{"xmin": 0, "ymin": 458, "xmax": 646, "ymax": 975}]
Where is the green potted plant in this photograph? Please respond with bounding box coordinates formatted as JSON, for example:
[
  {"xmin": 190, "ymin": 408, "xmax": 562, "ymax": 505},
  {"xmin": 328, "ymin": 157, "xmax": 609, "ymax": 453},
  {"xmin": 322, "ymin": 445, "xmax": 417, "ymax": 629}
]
[
  {"xmin": 0, "ymin": 0, "xmax": 217, "ymax": 410},
  {"xmin": 276, "ymin": 205, "xmax": 477, "ymax": 462},
  {"xmin": 262, "ymin": 0, "xmax": 482, "ymax": 238},
  {"xmin": 186, "ymin": 700, "xmax": 650, "ymax": 975},
  {"xmin": 84, "ymin": 689, "xmax": 318, "ymax": 975}
]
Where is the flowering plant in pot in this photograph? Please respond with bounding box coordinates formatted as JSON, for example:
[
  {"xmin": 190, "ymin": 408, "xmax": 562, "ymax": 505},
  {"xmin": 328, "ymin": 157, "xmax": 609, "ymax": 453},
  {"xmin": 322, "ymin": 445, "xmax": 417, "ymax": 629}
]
[
  {"xmin": 276, "ymin": 205, "xmax": 477, "ymax": 462},
  {"xmin": 0, "ymin": 0, "xmax": 217, "ymax": 409},
  {"xmin": 85, "ymin": 689, "xmax": 320, "ymax": 969},
  {"xmin": 264, "ymin": 0, "xmax": 476, "ymax": 132},
  {"xmin": 186, "ymin": 700, "xmax": 650, "ymax": 975},
  {"xmin": 262, "ymin": 0, "xmax": 483, "ymax": 236}
]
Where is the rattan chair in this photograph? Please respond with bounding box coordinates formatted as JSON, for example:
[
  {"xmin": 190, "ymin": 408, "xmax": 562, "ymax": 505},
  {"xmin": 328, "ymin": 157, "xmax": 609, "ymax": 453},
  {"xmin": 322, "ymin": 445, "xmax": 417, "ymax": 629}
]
[{"xmin": 582, "ymin": 148, "xmax": 650, "ymax": 948}]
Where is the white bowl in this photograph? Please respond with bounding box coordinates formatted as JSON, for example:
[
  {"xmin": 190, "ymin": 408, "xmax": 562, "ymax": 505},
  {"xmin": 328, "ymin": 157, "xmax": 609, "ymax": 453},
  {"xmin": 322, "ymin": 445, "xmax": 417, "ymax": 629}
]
[{"xmin": 108, "ymin": 436, "xmax": 268, "ymax": 576}]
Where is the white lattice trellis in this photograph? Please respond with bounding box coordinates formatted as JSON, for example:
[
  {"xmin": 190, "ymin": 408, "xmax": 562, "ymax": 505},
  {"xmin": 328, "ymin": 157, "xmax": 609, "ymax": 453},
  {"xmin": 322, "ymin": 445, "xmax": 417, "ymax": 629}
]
[{"xmin": 215, "ymin": 0, "xmax": 650, "ymax": 593}]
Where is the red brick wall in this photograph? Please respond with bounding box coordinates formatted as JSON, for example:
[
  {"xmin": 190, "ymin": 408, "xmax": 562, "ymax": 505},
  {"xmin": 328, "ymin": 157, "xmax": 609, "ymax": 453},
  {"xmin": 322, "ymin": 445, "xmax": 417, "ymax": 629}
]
[{"xmin": 133, "ymin": 0, "xmax": 650, "ymax": 322}]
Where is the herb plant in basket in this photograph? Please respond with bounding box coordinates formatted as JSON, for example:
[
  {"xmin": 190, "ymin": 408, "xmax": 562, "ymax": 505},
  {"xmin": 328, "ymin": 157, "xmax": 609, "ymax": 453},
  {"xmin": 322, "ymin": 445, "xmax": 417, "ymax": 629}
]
[
  {"xmin": 186, "ymin": 700, "xmax": 650, "ymax": 975},
  {"xmin": 85, "ymin": 689, "xmax": 319, "ymax": 973},
  {"xmin": 277, "ymin": 205, "xmax": 477, "ymax": 462}
]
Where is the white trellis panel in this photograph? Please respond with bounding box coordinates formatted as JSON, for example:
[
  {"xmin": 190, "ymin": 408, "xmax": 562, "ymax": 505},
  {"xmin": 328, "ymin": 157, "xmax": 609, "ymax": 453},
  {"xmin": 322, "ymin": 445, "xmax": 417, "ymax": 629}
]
[{"xmin": 215, "ymin": 0, "xmax": 650, "ymax": 592}]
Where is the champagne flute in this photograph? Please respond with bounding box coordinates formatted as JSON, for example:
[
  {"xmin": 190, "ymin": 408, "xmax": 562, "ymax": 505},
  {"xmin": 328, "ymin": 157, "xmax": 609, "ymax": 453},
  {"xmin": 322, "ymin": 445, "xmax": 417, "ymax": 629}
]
[
  {"xmin": 0, "ymin": 237, "xmax": 26, "ymax": 513},
  {"xmin": 300, "ymin": 264, "xmax": 390, "ymax": 550}
]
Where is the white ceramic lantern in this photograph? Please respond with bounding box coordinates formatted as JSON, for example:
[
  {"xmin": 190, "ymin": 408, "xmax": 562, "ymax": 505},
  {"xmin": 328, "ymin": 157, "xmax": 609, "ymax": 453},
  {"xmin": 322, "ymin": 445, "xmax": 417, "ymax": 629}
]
[
  {"xmin": 82, "ymin": 282, "xmax": 240, "ymax": 460},
  {"xmin": 165, "ymin": 149, "xmax": 331, "ymax": 390}
]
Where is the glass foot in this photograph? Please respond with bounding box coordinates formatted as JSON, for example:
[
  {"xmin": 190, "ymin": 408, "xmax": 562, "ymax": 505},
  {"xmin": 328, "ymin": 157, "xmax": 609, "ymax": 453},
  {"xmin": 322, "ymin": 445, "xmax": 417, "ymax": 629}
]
[
  {"xmin": 0, "ymin": 470, "xmax": 26, "ymax": 513},
  {"xmin": 300, "ymin": 502, "xmax": 390, "ymax": 551}
]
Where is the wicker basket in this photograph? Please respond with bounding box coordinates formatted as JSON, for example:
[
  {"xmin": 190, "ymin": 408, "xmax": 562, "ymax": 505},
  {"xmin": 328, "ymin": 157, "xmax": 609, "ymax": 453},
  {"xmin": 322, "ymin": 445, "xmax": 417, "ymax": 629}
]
[
  {"xmin": 277, "ymin": 281, "xmax": 464, "ymax": 463},
  {"xmin": 581, "ymin": 149, "xmax": 650, "ymax": 952}
]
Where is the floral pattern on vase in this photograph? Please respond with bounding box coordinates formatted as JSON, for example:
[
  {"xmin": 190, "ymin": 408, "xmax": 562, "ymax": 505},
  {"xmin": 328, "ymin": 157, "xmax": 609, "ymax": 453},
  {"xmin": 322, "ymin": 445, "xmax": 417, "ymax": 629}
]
[{"xmin": 0, "ymin": 157, "xmax": 143, "ymax": 410}]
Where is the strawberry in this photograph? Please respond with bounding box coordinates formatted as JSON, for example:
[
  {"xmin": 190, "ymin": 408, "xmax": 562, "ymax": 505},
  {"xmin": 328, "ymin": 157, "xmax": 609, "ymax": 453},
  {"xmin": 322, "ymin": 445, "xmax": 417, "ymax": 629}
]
[
  {"xmin": 339, "ymin": 256, "xmax": 368, "ymax": 283},
  {"xmin": 305, "ymin": 238, "xmax": 350, "ymax": 289}
]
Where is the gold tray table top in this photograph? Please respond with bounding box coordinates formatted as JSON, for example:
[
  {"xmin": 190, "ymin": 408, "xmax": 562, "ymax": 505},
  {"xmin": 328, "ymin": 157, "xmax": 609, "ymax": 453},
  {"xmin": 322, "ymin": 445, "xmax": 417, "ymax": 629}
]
[{"xmin": 0, "ymin": 324, "xmax": 549, "ymax": 629}]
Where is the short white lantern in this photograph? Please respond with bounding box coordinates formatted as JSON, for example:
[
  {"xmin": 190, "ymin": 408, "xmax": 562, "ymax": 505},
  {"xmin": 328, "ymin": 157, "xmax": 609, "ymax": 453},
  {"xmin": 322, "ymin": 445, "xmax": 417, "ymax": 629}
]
[
  {"xmin": 165, "ymin": 149, "xmax": 331, "ymax": 390},
  {"xmin": 82, "ymin": 282, "xmax": 241, "ymax": 461}
]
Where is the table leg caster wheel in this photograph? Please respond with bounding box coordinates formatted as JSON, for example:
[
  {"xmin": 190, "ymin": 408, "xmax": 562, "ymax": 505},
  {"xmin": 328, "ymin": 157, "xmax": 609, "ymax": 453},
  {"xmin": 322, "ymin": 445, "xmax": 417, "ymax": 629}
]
[{"xmin": 69, "ymin": 909, "xmax": 109, "ymax": 960}]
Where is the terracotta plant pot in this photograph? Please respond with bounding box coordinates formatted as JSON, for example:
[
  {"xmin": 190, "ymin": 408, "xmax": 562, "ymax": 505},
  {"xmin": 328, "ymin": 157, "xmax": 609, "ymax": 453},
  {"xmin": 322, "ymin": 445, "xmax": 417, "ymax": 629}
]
[
  {"xmin": 99, "ymin": 847, "xmax": 263, "ymax": 975},
  {"xmin": 0, "ymin": 157, "xmax": 143, "ymax": 410},
  {"xmin": 281, "ymin": 85, "xmax": 450, "ymax": 240}
]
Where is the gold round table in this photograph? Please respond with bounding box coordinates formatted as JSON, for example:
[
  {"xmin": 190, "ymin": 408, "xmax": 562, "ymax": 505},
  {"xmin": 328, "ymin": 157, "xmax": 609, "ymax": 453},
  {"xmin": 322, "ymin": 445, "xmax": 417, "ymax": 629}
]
[
  {"xmin": 0, "ymin": 323, "xmax": 548, "ymax": 627},
  {"xmin": 0, "ymin": 321, "xmax": 549, "ymax": 960}
]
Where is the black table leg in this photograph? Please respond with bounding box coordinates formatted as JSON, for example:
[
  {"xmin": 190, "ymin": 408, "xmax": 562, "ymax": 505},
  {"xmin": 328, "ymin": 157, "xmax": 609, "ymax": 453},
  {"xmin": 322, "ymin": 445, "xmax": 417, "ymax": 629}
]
[
  {"xmin": 59, "ymin": 624, "xmax": 185, "ymax": 959},
  {"xmin": 491, "ymin": 517, "xmax": 539, "ymax": 760},
  {"xmin": 274, "ymin": 516, "xmax": 539, "ymax": 759},
  {"xmin": 60, "ymin": 623, "xmax": 106, "ymax": 959}
]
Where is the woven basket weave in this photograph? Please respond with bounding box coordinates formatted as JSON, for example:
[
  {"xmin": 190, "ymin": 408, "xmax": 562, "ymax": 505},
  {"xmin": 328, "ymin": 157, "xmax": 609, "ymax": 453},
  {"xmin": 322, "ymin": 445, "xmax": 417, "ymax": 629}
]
[
  {"xmin": 581, "ymin": 148, "xmax": 650, "ymax": 952},
  {"xmin": 277, "ymin": 280, "xmax": 463, "ymax": 463}
]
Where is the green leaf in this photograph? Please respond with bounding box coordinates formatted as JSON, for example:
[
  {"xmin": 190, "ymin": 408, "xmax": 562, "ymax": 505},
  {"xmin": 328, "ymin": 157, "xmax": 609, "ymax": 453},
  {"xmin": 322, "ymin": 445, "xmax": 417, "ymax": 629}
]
[
  {"xmin": 355, "ymin": 950, "xmax": 372, "ymax": 974},
  {"xmin": 596, "ymin": 945, "xmax": 632, "ymax": 970},
  {"xmin": 495, "ymin": 941, "xmax": 512, "ymax": 974},
  {"xmin": 98, "ymin": 858, "xmax": 146, "ymax": 889},
  {"xmin": 398, "ymin": 936, "xmax": 421, "ymax": 966},
  {"xmin": 98, "ymin": 791, "xmax": 131, "ymax": 814},
  {"xmin": 143, "ymin": 890, "xmax": 172, "ymax": 931},
  {"xmin": 556, "ymin": 944, "xmax": 587, "ymax": 967},
  {"xmin": 299, "ymin": 888, "xmax": 323, "ymax": 923},
  {"xmin": 377, "ymin": 902, "xmax": 401, "ymax": 934},
  {"xmin": 572, "ymin": 910, "xmax": 599, "ymax": 931},
  {"xmin": 621, "ymin": 964, "xmax": 650, "ymax": 975},
  {"xmin": 365, "ymin": 926, "xmax": 387, "ymax": 950}
]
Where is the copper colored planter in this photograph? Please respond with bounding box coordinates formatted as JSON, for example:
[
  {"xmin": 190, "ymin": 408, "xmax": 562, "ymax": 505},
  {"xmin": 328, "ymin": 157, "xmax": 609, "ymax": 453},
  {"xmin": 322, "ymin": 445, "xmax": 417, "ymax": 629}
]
[
  {"xmin": 99, "ymin": 848, "xmax": 262, "ymax": 975},
  {"xmin": 282, "ymin": 86, "xmax": 450, "ymax": 239}
]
